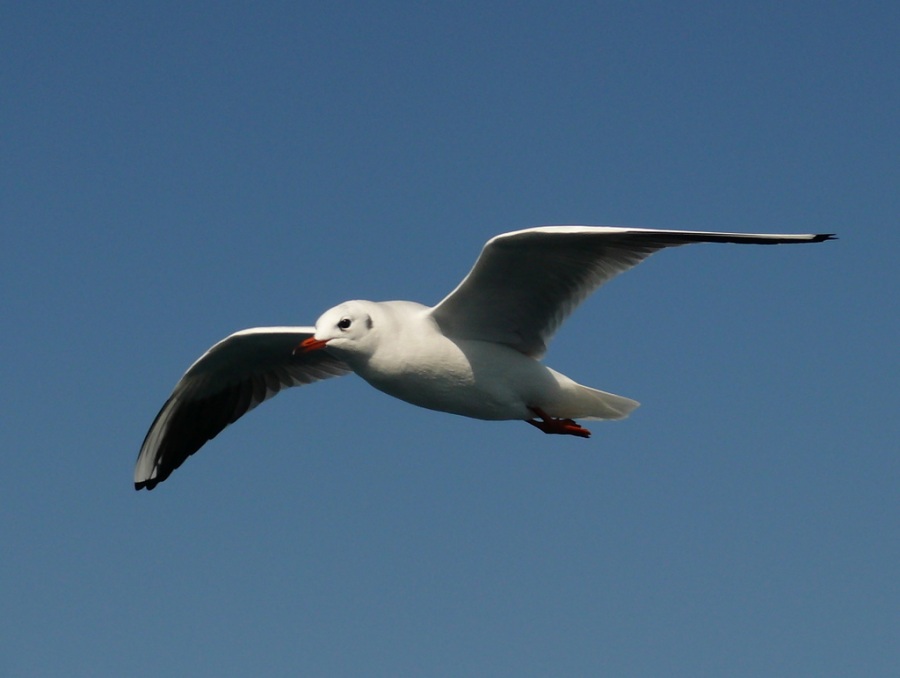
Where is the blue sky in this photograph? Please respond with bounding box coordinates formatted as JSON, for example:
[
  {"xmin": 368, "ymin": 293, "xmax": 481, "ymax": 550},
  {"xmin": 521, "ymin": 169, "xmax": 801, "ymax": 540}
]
[{"xmin": 2, "ymin": 2, "xmax": 897, "ymax": 675}]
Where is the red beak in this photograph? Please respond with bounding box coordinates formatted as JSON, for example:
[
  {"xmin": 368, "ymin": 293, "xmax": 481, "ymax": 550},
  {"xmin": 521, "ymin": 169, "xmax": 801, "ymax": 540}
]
[{"xmin": 295, "ymin": 336, "xmax": 329, "ymax": 354}]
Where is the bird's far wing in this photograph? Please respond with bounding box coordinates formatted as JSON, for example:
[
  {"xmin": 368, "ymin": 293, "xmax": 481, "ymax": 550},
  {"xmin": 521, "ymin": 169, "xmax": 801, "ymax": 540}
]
[
  {"xmin": 429, "ymin": 226, "xmax": 835, "ymax": 358},
  {"xmin": 134, "ymin": 327, "xmax": 351, "ymax": 490}
]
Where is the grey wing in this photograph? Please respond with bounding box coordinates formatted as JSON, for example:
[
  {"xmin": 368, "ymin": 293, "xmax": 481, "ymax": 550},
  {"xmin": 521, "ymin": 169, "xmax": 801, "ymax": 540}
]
[
  {"xmin": 429, "ymin": 226, "xmax": 835, "ymax": 357},
  {"xmin": 134, "ymin": 327, "xmax": 351, "ymax": 490}
]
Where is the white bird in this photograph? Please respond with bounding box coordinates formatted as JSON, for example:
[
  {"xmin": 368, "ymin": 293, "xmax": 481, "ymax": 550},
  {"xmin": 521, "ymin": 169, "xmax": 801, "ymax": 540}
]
[{"xmin": 134, "ymin": 226, "xmax": 834, "ymax": 489}]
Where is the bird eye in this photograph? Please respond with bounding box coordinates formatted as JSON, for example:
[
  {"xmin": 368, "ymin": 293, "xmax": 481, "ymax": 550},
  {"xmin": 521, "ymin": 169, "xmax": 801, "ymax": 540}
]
[{"xmin": 337, "ymin": 318, "xmax": 352, "ymax": 330}]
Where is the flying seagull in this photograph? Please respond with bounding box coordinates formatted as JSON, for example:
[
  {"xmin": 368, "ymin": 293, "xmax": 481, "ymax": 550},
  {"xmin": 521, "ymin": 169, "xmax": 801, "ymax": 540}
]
[{"xmin": 134, "ymin": 226, "xmax": 834, "ymax": 490}]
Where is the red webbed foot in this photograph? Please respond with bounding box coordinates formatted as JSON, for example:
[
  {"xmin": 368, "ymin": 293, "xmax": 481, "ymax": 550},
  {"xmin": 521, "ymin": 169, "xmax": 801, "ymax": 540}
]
[{"xmin": 526, "ymin": 407, "xmax": 591, "ymax": 438}]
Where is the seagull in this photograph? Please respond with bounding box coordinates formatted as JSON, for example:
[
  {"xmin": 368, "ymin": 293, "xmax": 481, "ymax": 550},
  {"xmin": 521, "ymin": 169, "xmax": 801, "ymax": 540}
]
[{"xmin": 134, "ymin": 226, "xmax": 834, "ymax": 490}]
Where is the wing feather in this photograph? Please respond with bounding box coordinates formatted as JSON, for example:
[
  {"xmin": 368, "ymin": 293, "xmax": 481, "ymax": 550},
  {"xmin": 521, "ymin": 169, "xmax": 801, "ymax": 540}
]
[
  {"xmin": 134, "ymin": 327, "xmax": 351, "ymax": 490},
  {"xmin": 429, "ymin": 226, "xmax": 834, "ymax": 357}
]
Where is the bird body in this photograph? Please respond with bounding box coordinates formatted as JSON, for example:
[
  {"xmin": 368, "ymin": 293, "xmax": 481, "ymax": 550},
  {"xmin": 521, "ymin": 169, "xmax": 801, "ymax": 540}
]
[
  {"xmin": 324, "ymin": 300, "xmax": 636, "ymax": 422},
  {"xmin": 135, "ymin": 226, "xmax": 834, "ymax": 490}
]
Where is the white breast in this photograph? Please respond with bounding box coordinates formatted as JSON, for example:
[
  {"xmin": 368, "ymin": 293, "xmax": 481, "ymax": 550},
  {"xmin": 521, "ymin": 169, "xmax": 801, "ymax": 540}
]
[{"xmin": 356, "ymin": 326, "xmax": 562, "ymax": 420}]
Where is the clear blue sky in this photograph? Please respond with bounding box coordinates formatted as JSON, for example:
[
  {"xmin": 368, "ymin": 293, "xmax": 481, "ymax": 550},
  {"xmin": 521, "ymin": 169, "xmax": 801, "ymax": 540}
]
[{"xmin": 2, "ymin": 2, "xmax": 897, "ymax": 676}]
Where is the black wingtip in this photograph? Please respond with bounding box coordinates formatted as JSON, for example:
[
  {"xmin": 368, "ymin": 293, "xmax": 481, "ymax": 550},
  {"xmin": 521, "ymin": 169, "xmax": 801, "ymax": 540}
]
[
  {"xmin": 814, "ymin": 233, "xmax": 838, "ymax": 242},
  {"xmin": 134, "ymin": 478, "xmax": 159, "ymax": 491}
]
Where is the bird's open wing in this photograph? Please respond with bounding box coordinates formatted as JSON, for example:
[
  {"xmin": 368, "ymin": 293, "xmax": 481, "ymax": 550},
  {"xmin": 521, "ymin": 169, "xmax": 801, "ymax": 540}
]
[
  {"xmin": 134, "ymin": 327, "xmax": 351, "ymax": 490},
  {"xmin": 429, "ymin": 226, "xmax": 834, "ymax": 358}
]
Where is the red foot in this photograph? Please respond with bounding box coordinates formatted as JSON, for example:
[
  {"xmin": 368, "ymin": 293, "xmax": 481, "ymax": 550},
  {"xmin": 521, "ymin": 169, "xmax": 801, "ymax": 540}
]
[{"xmin": 526, "ymin": 407, "xmax": 591, "ymax": 438}]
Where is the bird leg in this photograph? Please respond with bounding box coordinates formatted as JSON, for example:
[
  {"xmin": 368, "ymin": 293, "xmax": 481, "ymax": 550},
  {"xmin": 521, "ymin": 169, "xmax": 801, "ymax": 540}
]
[{"xmin": 526, "ymin": 407, "xmax": 592, "ymax": 438}]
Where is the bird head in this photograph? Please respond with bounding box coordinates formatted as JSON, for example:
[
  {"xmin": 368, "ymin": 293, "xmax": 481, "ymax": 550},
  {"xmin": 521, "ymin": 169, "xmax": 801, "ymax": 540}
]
[{"xmin": 298, "ymin": 300, "xmax": 376, "ymax": 359}]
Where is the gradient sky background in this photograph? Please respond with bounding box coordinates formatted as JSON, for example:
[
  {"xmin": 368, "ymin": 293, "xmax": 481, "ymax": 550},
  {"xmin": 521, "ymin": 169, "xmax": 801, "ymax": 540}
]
[{"xmin": 2, "ymin": 2, "xmax": 897, "ymax": 676}]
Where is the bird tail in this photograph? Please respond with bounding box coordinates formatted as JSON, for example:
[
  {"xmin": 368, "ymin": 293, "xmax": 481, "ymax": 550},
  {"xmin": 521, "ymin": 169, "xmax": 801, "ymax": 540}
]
[{"xmin": 572, "ymin": 385, "xmax": 640, "ymax": 420}]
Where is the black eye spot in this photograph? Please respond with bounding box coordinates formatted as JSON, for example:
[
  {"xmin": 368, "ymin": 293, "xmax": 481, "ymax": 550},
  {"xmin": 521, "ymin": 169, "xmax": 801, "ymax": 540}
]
[{"xmin": 338, "ymin": 318, "xmax": 352, "ymax": 330}]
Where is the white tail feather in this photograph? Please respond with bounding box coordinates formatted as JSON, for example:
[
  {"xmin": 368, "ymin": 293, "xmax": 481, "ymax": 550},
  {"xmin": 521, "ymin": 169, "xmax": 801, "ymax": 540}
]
[{"xmin": 573, "ymin": 385, "xmax": 640, "ymax": 420}]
